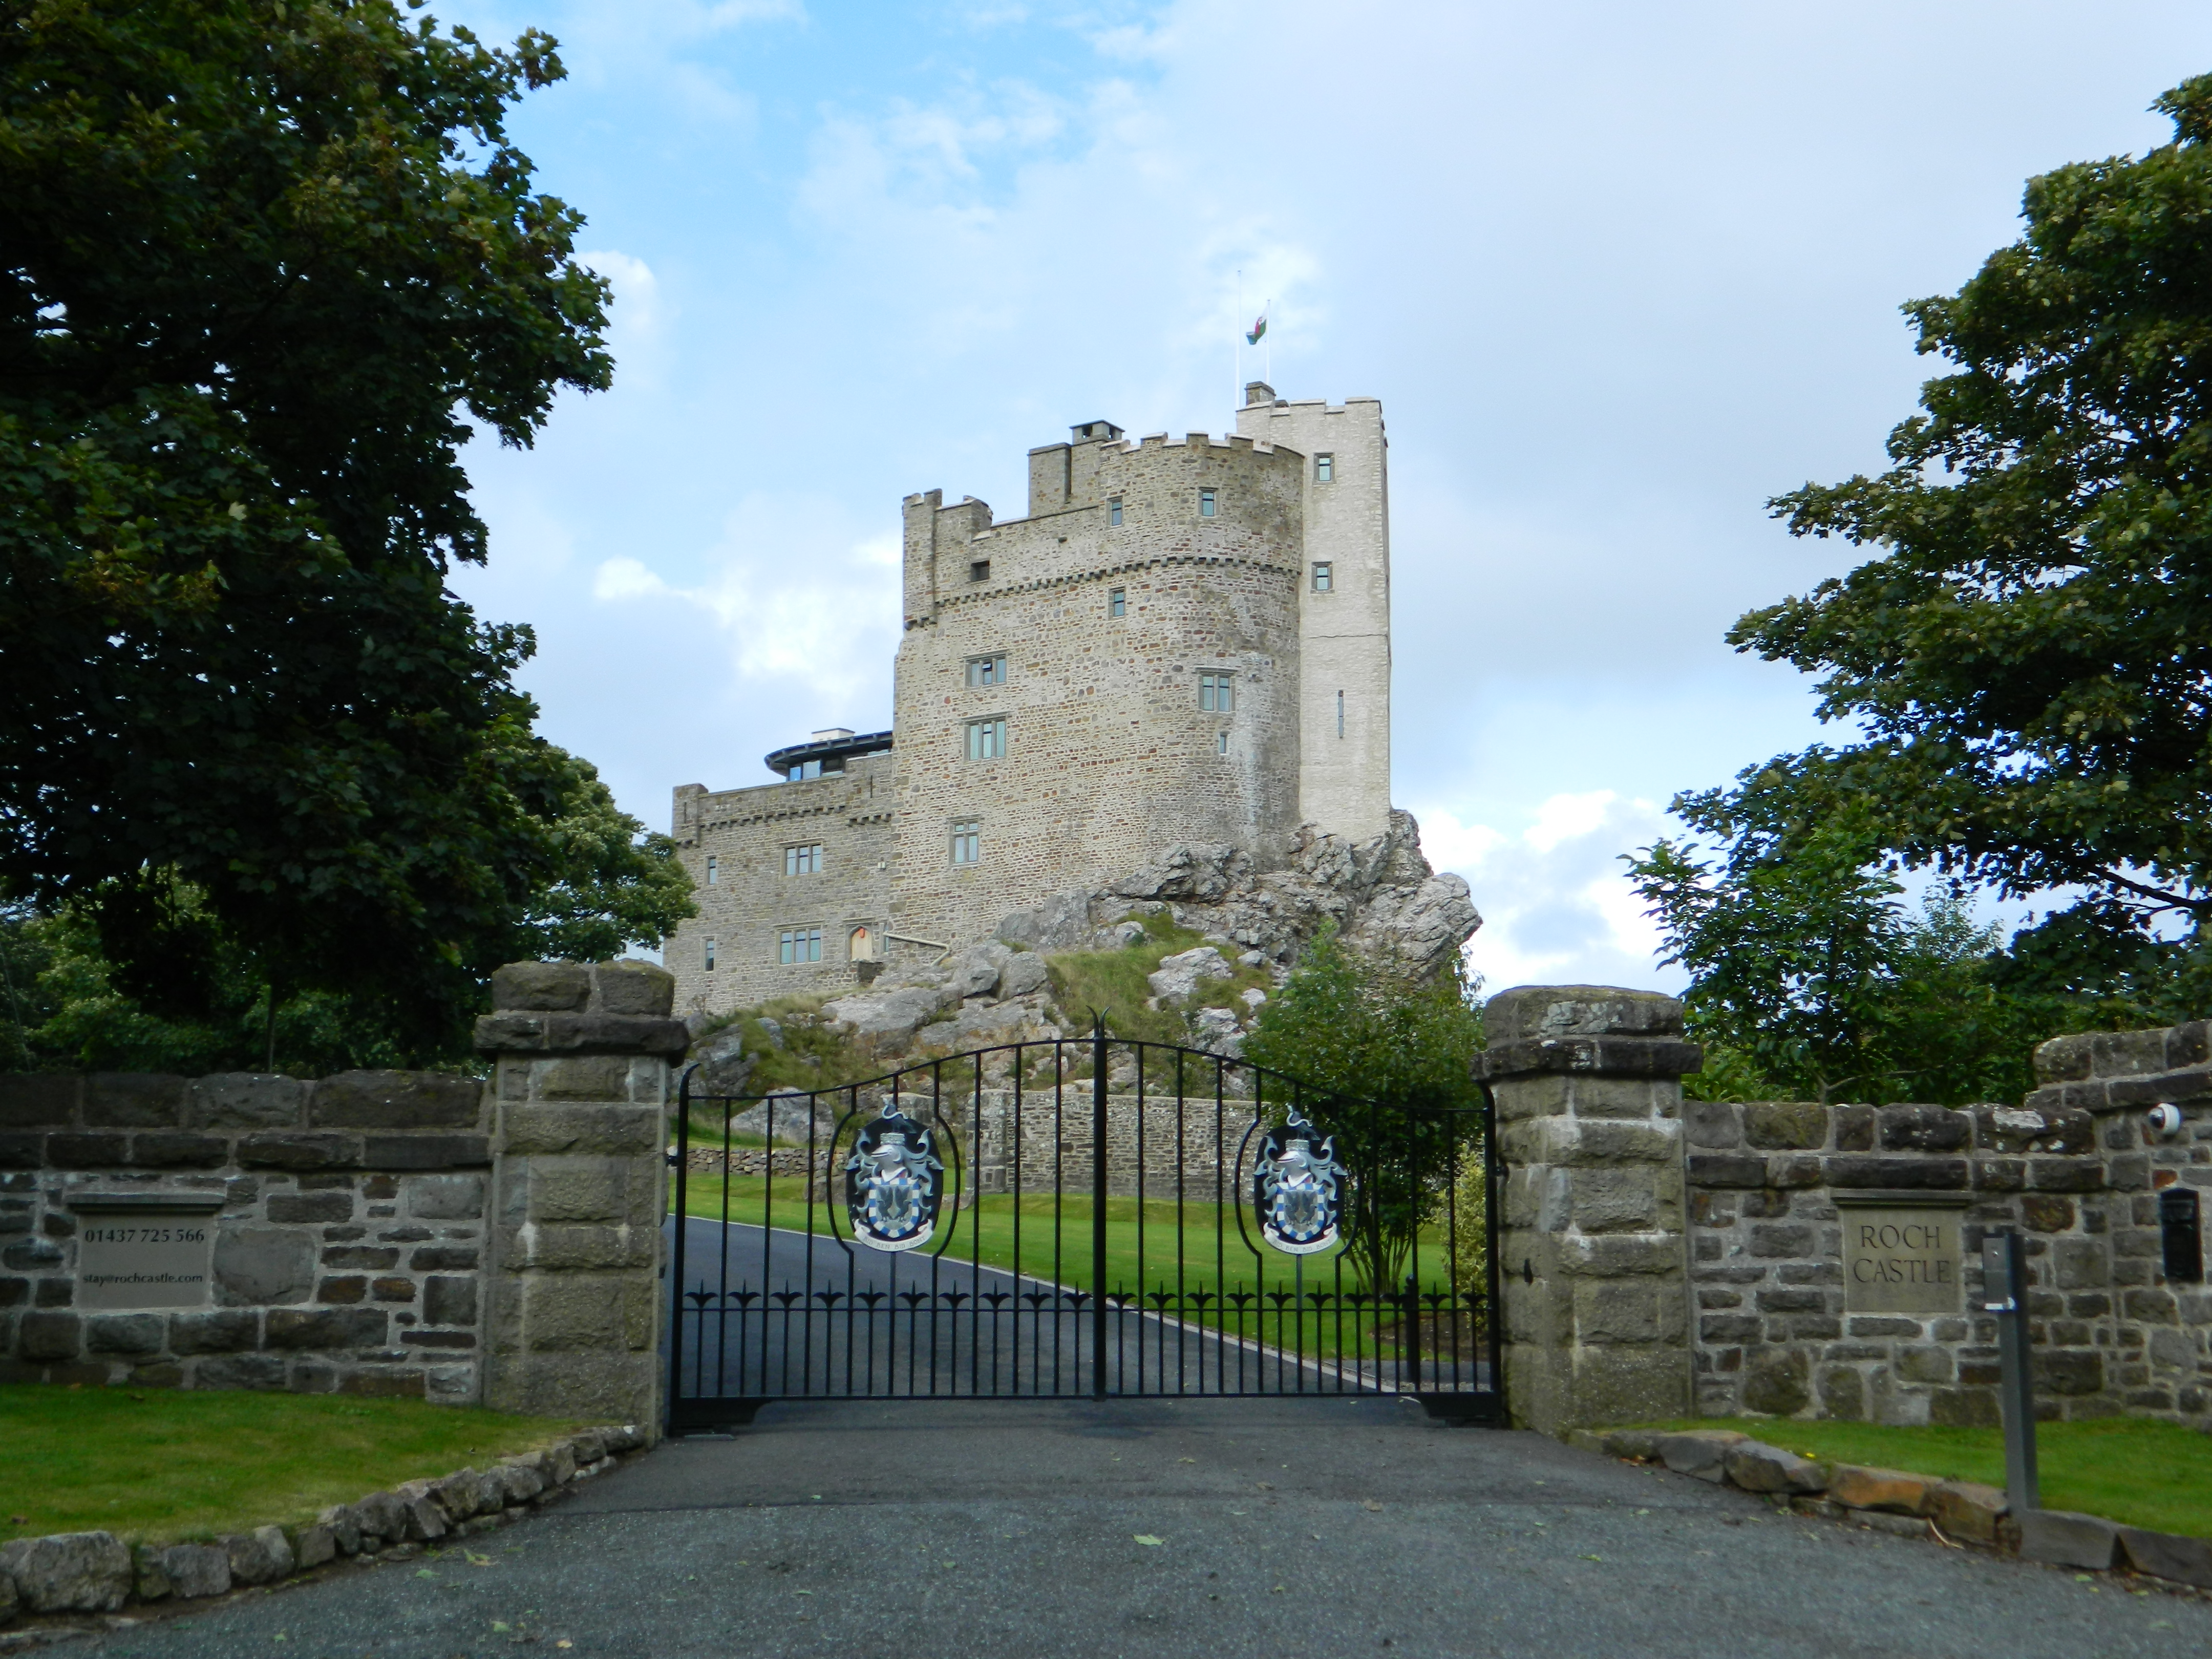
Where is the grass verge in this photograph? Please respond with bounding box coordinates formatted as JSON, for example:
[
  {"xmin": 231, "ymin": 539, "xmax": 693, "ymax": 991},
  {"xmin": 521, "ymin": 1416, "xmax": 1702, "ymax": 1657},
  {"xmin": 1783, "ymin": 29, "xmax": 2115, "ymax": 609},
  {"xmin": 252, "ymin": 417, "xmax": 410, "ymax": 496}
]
[
  {"xmin": 0, "ymin": 1386, "xmax": 581, "ymax": 1546},
  {"xmin": 1634, "ymin": 1415, "xmax": 2212, "ymax": 1539}
]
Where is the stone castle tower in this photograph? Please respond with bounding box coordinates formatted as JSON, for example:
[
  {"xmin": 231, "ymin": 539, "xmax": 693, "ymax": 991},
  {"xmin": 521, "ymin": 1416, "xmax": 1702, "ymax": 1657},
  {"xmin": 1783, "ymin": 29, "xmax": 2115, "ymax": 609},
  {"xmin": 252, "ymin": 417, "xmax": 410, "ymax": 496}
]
[{"xmin": 666, "ymin": 382, "xmax": 1392, "ymax": 1015}]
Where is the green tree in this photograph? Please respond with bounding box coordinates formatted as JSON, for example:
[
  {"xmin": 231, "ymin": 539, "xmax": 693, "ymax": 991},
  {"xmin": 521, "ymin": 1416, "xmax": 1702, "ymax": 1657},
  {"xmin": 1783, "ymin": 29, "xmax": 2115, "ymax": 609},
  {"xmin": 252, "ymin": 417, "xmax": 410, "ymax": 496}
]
[
  {"xmin": 2, "ymin": 0, "xmax": 615, "ymax": 1047},
  {"xmin": 0, "ymin": 745, "xmax": 691, "ymax": 1074},
  {"xmin": 1660, "ymin": 72, "xmax": 2212, "ymax": 1060},
  {"xmin": 1627, "ymin": 812, "xmax": 2035, "ymax": 1104},
  {"xmin": 1243, "ymin": 925, "xmax": 1485, "ymax": 1292}
]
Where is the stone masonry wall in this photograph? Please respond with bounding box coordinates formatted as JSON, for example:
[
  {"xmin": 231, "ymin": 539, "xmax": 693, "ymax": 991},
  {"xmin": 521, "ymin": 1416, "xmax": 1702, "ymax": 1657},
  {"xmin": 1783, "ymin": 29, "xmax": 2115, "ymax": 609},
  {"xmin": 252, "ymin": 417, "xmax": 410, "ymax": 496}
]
[
  {"xmin": 667, "ymin": 752, "xmax": 897, "ymax": 1018},
  {"xmin": 0, "ymin": 1070, "xmax": 495, "ymax": 1401},
  {"xmin": 1686, "ymin": 1020, "xmax": 2212, "ymax": 1429},
  {"xmin": 0, "ymin": 959, "xmax": 685, "ymax": 1433}
]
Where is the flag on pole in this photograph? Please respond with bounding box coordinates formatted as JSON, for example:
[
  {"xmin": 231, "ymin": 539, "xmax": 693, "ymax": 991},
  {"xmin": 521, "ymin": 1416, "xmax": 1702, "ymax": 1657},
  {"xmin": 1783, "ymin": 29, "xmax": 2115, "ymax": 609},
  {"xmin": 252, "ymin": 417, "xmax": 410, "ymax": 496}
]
[{"xmin": 1245, "ymin": 309, "xmax": 1267, "ymax": 346}]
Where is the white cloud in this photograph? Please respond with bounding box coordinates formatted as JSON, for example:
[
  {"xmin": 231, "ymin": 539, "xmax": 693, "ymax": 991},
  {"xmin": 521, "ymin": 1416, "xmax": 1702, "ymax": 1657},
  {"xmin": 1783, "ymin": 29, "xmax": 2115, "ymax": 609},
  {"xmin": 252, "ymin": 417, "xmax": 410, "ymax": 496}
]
[
  {"xmin": 1413, "ymin": 794, "xmax": 1682, "ymax": 998},
  {"xmin": 588, "ymin": 495, "xmax": 902, "ymax": 710}
]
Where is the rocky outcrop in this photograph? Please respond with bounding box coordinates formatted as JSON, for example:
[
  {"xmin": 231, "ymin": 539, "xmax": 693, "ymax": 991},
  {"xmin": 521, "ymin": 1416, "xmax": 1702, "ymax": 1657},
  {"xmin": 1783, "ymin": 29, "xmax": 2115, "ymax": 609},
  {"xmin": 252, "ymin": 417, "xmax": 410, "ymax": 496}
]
[
  {"xmin": 690, "ymin": 811, "xmax": 1478, "ymax": 1080},
  {"xmin": 1000, "ymin": 809, "xmax": 1479, "ymax": 981}
]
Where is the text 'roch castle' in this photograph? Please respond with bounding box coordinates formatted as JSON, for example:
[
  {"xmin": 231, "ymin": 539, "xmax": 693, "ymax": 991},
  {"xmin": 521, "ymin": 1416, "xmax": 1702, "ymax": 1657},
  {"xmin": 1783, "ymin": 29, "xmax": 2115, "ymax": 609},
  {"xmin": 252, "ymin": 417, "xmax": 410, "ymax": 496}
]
[{"xmin": 666, "ymin": 382, "xmax": 1398, "ymax": 1016}]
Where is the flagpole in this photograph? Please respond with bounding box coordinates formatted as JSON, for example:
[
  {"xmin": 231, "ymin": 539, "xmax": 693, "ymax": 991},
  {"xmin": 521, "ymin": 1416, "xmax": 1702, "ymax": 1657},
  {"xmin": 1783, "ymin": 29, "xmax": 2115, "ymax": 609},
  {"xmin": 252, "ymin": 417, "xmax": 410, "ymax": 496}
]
[
  {"xmin": 1265, "ymin": 296, "xmax": 1272, "ymax": 387},
  {"xmin": 1235, "ymin": 268, "xmax": 1243, "ymax": 411}
]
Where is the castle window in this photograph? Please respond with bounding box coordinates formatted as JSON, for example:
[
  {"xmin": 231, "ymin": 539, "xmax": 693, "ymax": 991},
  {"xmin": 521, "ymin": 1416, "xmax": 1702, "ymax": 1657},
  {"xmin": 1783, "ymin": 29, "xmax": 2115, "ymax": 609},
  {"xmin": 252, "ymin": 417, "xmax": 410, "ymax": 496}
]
[
  {"xmin": 951, "ymin": 820, "xmax": 982, "ymax": 865},
  {"xmin": 704, "ymin": 937, "xmax": 717, "ymax": 971},
  {"xmin": 969, "ymin": 559, "xmax": 991, "ymax": 583},
  {"xmin": 778, "ymin": 927, "xmax": 822, "ymax": 964},
  {"xmin": 1216, "ymin": 731, "xmax": 1228, "ymax": 755},
  {"xmin": 1110, "ymin": 497, "xmax": 1123, "ymax": 527},
  {"xmin": 1109, "ymin": 588, "xmax": 1126, "ymax": 618},
  {"xmin": 1199, "ymin": 487, "xmax": 1216, "ymax": 518},
  {"xmin": 1200, "ymin": 672, "xmax": 1235, "ymax": 713},
  {"xmin": 705, "ymin": 856, "xmax": 718, "ymax": 884},
  {"xmin": 784, "ymin": 843, "xmax": 822, "ymax": 876},
  {"xmin": 1315, "ymin": 453, "xmax": 1334, "ymax": 483},
  {"xmin": 1312, "ymin": 562, "xmax": 1332, "ymax": 592},
  {"xmin": 966, "ymin": 654, "xmax": 1007, "ymax": 687},
  {"xmin": 1337, "ymin": 689, "xmax": 1345, "ymax": 738},
  {"xmin": 966, "ymin": 717, "xmax": 1007, "ymax": 760}
]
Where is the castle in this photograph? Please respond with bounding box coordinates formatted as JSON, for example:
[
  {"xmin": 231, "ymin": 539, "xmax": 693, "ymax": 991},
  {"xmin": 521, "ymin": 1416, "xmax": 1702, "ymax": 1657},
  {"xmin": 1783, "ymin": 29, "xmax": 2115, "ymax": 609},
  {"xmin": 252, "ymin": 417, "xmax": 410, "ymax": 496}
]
[{"xmin": 666, "ymin": 381, "xmax": 1397, "ymax": 1016}]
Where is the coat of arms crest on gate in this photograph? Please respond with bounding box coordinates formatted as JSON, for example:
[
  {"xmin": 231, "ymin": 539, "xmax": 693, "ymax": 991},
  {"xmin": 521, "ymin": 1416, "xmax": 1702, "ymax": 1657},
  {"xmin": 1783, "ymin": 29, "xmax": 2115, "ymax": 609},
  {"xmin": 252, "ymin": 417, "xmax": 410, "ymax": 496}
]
[
  {"xmin": 1252, "ymin": 1109, "xmax": 1347, "ymax": 1256},
  {"xmin": 844, "ymin": 1103, "xmax": 946, "ymax": 1252}
]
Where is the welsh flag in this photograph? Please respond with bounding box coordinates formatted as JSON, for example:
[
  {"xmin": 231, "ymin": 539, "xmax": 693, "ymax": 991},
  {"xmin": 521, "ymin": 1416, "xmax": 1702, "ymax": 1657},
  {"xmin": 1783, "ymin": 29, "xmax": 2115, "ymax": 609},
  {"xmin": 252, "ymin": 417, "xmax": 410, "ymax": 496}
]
[{"xmin": 1246, "ymin": 310, "xmax": 1267, "ymax": 346}]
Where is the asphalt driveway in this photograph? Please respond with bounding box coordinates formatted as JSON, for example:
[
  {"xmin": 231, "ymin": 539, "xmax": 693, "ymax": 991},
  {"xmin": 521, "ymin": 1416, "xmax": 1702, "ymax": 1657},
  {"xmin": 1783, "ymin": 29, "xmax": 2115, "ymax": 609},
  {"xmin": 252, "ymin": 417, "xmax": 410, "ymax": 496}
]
[{"xmin": 73, "ymin": 1397, "xmax": 2212, "ymax": 1659}]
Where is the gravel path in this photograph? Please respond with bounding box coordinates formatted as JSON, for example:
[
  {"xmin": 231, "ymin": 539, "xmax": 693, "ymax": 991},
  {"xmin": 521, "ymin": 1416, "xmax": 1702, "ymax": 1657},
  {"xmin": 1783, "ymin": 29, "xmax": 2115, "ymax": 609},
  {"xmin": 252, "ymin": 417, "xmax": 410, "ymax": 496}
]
[{"xmin": 72, "ymin": 1397, "xmax": 2212, "ymax": 1658}]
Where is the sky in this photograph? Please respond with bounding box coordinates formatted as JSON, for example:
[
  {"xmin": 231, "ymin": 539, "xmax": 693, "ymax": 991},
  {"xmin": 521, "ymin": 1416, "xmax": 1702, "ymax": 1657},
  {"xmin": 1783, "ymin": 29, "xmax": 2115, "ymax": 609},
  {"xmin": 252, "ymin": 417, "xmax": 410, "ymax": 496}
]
[{"xmin": 437, "ymin": 0, "xmax": 2212, "ymax": 995}]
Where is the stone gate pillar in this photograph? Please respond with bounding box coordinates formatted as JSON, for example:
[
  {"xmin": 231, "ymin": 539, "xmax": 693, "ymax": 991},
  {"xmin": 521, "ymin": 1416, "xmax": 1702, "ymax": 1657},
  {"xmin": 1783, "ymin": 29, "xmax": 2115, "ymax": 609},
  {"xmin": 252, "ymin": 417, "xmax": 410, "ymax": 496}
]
[
  {"xmin": 474, "ymin": 961, "xmax": 688, "ymax": 1433},
  {"xmin": 1476, "ymin": 986, "xmax": 1702, "ymax": 1436}
]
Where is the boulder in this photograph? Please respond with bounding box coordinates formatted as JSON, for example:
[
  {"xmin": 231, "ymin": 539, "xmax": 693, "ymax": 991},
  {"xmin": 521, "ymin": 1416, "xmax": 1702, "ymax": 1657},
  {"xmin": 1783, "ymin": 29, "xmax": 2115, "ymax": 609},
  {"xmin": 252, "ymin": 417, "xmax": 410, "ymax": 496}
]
[
  {"xmin": 351, "ymin": 1490, "xmax": 408, "ymax": 1544},
  {"xmin": 1927, "ymin": 1481, "xmax": 2008, "ymax": 1545},
  {"xmin": 2, "ymin": 1530, "xmax": 133, "ymax": 1613},
  {"xmin": 2018, "ymin": 1508, "xmax": 2120, "ymax": 1570},
  {"xmin": 1190, "ymin": 1006, "xmax": 1245, "ymax": 1058},
  {"xmin": 2118, "ymin": 1525, "xmax": 2212, "ymax": 1587},
  {"xmin": 222, "ymin": 1526, "xmax": 295, "ymax": 1586},
  {"xmin": 945, "ymin": 944, "xmax": 1011, "ymax": 1000},
  {"xmin": 158, "ymin": 1542, "xmax": 232, "ymax": 1599},
  {"xmin": 1112, "ymin": 844, "xmax": 1252, "ymax": 903},
  {"xmin": 1147, "ymin": 947, "xmax": 1232, "ymax": 1007},
  {"xmin": 999, "ymin": 952, "xmax": 1051, "ymax": 999},
  {"xmin": 1656, "ymin": 1429, "xmax": 1746, "ymax": 1483},
  {"xmin": 995, "ymin": 892, "xmax": 1095, "ymax": 952},
  {"xmin": 688, "ymin": 1026, "xmax": 754, "ymax": 1098},
  {"xmin": 728, "ymin": 1093, "xmax": 837, "ymax": 1144},
  {"xmin": 1826, "ymin": 1464, "xmax": 1932, "ymax": 1516},
  {"xmin": 1722, "ymin": 1441, "xmax": 1826, "ymax": 1494},
  {"xmin": 821, "ymin": 985, "xmax": 954, "ymax": 1046}
]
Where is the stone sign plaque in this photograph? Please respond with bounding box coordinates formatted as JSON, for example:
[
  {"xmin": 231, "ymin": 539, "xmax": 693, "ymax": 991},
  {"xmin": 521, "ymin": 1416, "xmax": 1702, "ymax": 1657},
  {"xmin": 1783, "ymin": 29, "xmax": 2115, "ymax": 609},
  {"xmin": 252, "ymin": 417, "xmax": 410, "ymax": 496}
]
[
  {"xmin": 1838, "ymin": 1198, "xmax": 1966, "ymax": 1315},
  {"xmin": 71, "ymin": 1195, "xmax": 223, "ymax": 1310}
]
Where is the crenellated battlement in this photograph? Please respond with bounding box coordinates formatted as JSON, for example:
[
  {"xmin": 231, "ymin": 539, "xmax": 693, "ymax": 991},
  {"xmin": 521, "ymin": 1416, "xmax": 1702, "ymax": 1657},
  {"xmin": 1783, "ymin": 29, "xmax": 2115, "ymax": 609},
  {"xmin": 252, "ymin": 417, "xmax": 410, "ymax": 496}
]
[{"xmin": 670, "ymin": 386, "xmax": 1393, "ymax": 1016}]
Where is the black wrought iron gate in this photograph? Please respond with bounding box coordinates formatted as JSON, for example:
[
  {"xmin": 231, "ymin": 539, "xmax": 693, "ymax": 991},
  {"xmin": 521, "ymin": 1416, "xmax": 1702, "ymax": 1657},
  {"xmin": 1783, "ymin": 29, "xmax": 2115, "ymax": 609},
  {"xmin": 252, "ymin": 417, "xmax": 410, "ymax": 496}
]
[{"xmin": 666, "ymin": 1028, "xmax": 1501, "ymax": 1430}]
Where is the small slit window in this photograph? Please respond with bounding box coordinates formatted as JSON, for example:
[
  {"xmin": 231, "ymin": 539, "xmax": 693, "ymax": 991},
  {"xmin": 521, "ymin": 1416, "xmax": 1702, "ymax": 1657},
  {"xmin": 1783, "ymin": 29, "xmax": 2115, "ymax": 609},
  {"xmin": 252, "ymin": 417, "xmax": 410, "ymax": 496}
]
[
  {"xmin": 704, "ymin": 937, "xmax": 717, "ymax": 971},
  {"xmin": 784, "ymin": 843, "xmax": 822, "ymax": 876},
  {"xmin": 705, "ymin": 855, "xmax": 718, "ymax": 885},
  {"xmin": 1200, "ymin": 672, "xmax": 1235, "ymax": 713},
  {"xmin": 966, "ymin": 718, "xmax": 1007, "ymax": 760},
  {"xmin": 1199, "ymin": 487, "xmax": 1216, "ymax": 518},
  {"xmin": 969, "ymin": 559, "xmax": 991, "ymax": 583},
  {"xmin": 778, "ymin": 927, "xmax": 822, "ymax": 964},
  {"xmin": 951, "ymin": 820, "xmax": 982, "ymax": 865},
  {"xmin": 1109, "ymin": 497, "xmax": 1123, "ymax": 527},
  {"xmin": 1315, "ymin": 453, "xmax": 1334, "ymax": 483},
  {"xmin": 966, "ymin": 655, "xmax": 1007, "ymax": 687},
  {"xmin": 1216, "ymin": 731, "xmax": 1228, "ymax": 755},
  {"xmin": 1109, "ymin": 588, "xmax": 1126, "ymax": 618}
]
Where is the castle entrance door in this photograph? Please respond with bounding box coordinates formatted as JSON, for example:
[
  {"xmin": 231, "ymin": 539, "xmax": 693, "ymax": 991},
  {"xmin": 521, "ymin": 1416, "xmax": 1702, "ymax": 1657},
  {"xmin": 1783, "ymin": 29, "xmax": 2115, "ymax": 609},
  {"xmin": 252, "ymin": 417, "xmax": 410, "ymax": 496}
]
[{"xmin": 666, "ymin": 1028, "xmax": 1501, "ymax": 1429}]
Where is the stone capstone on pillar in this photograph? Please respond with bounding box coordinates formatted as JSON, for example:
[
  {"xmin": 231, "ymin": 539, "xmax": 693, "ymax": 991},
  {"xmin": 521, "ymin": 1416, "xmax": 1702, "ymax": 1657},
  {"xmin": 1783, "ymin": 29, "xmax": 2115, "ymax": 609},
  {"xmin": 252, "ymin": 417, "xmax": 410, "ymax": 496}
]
[
  {"xmin": 1476, "ymin": 985, "xmax": 1701, "ymax": 1437},
  {"xmin": 475, "ymin": 962, "xmax": 677, "ymax": 1437}
]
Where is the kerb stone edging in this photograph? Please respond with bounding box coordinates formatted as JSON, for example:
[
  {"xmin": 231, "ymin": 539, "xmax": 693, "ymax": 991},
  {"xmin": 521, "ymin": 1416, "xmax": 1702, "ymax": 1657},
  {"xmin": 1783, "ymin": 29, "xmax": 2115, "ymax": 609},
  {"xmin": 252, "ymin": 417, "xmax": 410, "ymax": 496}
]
[
  {"xmin": 0, "ymin": 1422, "xmax": 648, "ymax": 1631},
  {"xmin": 1564, "ymin": 1426, "xmax": 2212, "ymax": 1593}
]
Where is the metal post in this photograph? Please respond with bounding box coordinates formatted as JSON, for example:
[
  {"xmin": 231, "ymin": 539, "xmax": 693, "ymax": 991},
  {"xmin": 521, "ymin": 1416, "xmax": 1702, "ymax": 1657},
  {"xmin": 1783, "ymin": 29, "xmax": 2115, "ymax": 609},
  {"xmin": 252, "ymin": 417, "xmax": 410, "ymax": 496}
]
[
  {"xmin": 1091, "ymin": 1017, "xmax": 1110, "ymax": 1400},
  {"xmin": 1981, "ymin": 1228, "xmax": 2039, "ymax": 1516},
  {"xmin": 666, "ymin": 1066, "xmax": 692, "ymax": 1436}
]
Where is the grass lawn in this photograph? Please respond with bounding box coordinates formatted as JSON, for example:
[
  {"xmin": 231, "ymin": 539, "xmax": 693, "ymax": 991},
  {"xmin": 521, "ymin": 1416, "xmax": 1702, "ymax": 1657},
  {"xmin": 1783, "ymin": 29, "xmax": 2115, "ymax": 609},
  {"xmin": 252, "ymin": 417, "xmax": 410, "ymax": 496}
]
[
  {"xmin": 1637, "ymin": 1415, "xmax": 2212, "ymax": 1539},
  {"xmin": 672, "ymin": 1175, "xmax": 1478, "ymax": 1365},
  {"xmin": 0, "ymin": 1386, "xmax": 581, "ymax": 1546}
]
